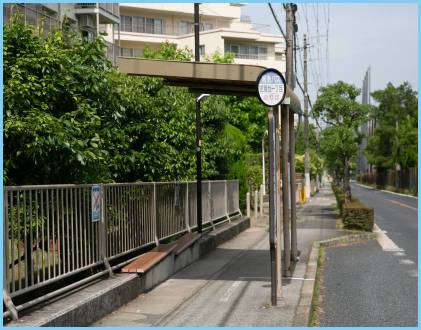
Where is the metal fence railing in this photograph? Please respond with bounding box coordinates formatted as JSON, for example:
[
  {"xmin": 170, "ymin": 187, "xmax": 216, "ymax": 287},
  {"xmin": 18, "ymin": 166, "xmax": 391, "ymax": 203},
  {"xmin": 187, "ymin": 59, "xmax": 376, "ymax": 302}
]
[{"xmin": 3, "ymin": 180, "xmax": 240, "ymax": 317}]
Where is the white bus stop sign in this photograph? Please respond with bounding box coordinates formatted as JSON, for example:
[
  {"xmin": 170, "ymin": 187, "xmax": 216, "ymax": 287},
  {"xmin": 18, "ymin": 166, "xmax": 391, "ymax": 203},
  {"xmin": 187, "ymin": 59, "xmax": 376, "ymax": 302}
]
[{"xmin": 256, "ymin": 68, "xmax": 286, "ymax": 107}]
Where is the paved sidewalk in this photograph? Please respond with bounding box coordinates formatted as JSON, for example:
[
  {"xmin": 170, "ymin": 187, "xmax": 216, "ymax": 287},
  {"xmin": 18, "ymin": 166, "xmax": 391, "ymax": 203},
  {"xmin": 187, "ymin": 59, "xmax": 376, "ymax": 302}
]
[{"xmin": 94, "ymin": 186, "xmax": 345, "ymax": 326}]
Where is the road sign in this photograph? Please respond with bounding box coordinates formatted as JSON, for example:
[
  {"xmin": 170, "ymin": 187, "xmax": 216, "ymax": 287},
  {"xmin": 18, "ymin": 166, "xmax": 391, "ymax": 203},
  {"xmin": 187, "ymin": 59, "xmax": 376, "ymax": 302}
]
[
  {"xmin": 256, "ymin": 68, "xmax": 286, "ymax": 107},
  {"xmin": 91, "ymin": 185, "xmax": 101, "ymax": 222}
]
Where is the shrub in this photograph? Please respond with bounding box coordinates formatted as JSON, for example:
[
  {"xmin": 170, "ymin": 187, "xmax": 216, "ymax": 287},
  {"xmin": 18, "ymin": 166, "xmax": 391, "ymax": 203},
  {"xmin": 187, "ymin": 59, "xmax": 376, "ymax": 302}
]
[{"xmin": 342, "ymin": 199, "xmax": 374, "ymax": 231}]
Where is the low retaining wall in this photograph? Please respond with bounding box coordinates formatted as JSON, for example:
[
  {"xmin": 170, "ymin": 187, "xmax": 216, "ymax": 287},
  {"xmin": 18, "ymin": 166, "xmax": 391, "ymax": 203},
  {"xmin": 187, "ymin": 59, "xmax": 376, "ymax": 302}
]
[{"xmin": 10, "ymin": 216, "xmax": 250, "ymax": 327}]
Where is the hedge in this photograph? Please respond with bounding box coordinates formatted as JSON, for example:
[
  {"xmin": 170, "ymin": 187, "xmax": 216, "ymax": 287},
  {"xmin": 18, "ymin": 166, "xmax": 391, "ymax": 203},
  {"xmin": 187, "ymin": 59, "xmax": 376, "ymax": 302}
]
[{"xmin": 342, "ymin": 199, "xmax": 374, "ymax": 232}]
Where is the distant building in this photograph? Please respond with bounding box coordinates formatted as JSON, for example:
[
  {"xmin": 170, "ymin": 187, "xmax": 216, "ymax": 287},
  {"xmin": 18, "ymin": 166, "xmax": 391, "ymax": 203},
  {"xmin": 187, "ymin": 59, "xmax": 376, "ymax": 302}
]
[
  {"xmin": 113, "ymin": 3, "xmax": 286, "ymax": 73},
  {"xmin": 4, "ymin": 3, "xmax": 286, "ymax": 72},
  {"xmin": 3, "ymin": 3, "xmax": 120, "ymax": 62},
  {"xmin": 357, "ymin": 66, "xmax": 376, "ymax": 176}
]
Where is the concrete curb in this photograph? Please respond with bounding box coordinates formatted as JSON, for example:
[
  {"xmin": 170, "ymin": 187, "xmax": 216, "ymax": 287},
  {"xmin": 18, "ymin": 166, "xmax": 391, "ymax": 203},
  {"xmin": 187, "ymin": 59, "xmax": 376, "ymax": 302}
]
[
  {"xmin": 293, "ymin": 231, "xmax": 376, "ymax": 326},
  {"xmin": 10, "ymin": 217, "xmax": 250, "ymax": 327}
]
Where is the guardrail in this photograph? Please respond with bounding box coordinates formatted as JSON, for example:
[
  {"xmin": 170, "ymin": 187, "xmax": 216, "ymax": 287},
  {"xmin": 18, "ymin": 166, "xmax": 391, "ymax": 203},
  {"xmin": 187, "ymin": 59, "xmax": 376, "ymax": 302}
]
[{"xmin": 3, "ymin": 180, "xmax": 240, "ymax": 318}]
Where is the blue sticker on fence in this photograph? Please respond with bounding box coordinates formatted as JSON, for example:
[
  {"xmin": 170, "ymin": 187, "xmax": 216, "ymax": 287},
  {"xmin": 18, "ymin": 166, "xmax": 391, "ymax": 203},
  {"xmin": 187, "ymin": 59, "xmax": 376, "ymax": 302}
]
[{"xmin": 91, "ymin": 185, "xmax": 101, "ymax": 222}]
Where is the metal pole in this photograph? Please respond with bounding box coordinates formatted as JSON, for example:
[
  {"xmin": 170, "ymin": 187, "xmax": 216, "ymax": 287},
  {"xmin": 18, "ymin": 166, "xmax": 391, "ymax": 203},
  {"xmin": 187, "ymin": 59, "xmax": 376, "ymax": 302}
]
[
  {"xmin": 254, "ymin": 190, "xmax": 258, "ymax": 221},
  {"xmin": 262, "ymin": 137, "xmax": 266, "ymax": 195},
  {"xmin": 281, "ymin": 104, "xmax": 290, "ymax": 276},
  {"xmin": 246, "ymin": 192, "xmax": 250, "ymax": 218},
  {"xmin": 195, "ymin": 94, "xmax": 209, "ymax": 234},
  {"xmin": 196, "ymin": 99, "xmax": 202, "ymax": 233},
  {"xmin": 275, "ymin": 105, "xmax": 282, "ymax": 295},
  {"xmin": 268, "ymin": 108, "xmax": 278, "ymax": 305},
  {"xmin": 290, "ymin": 109, "xmax": 298, "ymax": 261},
  {"xmin": 303, "ymin": 34, "xmax": 311, "ymax": 201},
  {"xmin": 194, "ymin": 3, "xmax": 200, "ymax": 62}
]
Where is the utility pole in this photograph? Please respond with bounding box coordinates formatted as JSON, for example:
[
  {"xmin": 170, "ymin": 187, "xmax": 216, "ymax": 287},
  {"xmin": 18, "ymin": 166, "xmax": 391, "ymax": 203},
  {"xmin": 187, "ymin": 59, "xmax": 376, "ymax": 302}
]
[
  {"xmin": 303, "ymin": 34, "xmax": 311, "ymax": 201},
  {"xmin": 281, "ymin": 3, "xmax": 296, "ymax": 276},
  {"xmin": 287, "ymin": 3, "xmax": 298, "ymax": 264},
  {"xmin": 194, "ymin": 3, "xmax": 202, "ymax": 233}
]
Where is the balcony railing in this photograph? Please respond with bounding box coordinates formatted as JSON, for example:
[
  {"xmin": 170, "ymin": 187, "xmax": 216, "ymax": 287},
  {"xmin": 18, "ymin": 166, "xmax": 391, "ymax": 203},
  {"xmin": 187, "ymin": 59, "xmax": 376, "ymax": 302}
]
[
  {"xmin": 75, "ymin": 3, "xmax": 119, "ymax": 18},
  {"xmin": 234, "ymin": 54, "xmax": 268, "ymax": 61}
]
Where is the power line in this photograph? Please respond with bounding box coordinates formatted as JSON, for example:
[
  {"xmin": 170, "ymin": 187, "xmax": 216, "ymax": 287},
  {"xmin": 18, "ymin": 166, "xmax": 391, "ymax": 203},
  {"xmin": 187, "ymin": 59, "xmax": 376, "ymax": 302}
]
[{"xmin": 268, "ymin": 3, "xmax": 288, "ymax": 46}]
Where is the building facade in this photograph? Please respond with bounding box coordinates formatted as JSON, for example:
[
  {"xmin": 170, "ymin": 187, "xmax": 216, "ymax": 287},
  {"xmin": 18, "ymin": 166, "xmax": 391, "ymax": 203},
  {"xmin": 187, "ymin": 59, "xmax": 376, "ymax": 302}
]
[
  {"xmin": 114, "ymin": 3, "xmax": 286, "ymax": 73},
  {"xmin": 4, "ymin": 3, "xmax": 120, "ymax": 61},
  {"xmin": 4, "ymin": 3, "xmax": 286, "ymax": 72}
]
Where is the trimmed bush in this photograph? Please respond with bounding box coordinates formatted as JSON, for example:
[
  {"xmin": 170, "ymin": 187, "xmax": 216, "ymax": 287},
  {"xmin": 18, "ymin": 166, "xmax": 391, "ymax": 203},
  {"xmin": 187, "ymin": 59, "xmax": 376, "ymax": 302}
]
[{"xmin": 342, "ymin": 199, "xmax": 374, "ymax": 231}]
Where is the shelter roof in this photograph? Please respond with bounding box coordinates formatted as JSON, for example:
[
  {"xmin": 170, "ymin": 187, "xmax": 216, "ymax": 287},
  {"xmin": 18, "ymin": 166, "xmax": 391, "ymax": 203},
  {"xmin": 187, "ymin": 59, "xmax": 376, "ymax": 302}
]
[{"xmin": 116, "ymin": 57, "xmax": 302, "ymax": 114}]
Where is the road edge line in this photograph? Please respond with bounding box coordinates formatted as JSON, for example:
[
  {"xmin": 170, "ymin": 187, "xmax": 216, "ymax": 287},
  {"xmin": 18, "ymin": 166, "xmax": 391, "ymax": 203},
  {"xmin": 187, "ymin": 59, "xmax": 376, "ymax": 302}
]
[{"xmin": 355, "ymin": 183, "xmax": 418, "ymax": 200}]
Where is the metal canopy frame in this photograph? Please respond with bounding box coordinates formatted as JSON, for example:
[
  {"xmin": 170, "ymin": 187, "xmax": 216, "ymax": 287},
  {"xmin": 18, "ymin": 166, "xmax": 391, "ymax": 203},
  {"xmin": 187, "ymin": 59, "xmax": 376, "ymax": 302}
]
[{"xmin": 116, "ymin": 57, "xmax": 302, "ymax": 114}]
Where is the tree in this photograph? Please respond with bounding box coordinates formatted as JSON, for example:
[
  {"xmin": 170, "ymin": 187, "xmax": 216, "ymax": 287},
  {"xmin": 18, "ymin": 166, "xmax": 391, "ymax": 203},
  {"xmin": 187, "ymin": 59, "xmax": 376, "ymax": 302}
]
[
  {"xmin": 313, "ymin": 81, "xmax": 368, "ymax": 200},
  {"xmin": 365, "ymin": 82, "xmax": 418, "ymax": 174}
]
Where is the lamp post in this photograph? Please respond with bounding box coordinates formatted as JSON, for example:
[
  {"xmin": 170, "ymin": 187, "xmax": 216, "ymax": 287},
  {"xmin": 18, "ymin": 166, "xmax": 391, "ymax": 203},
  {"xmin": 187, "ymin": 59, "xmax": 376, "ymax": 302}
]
[{"xmin": 196, "ymin": 93, "xmax": 209, "ymax": 234}]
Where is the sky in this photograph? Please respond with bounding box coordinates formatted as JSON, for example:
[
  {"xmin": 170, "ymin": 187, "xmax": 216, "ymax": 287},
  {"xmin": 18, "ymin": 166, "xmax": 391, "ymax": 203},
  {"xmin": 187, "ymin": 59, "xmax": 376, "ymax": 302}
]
[{"xmin": 242, "ymin": 3, "xmax": 418, "ymax": 107}]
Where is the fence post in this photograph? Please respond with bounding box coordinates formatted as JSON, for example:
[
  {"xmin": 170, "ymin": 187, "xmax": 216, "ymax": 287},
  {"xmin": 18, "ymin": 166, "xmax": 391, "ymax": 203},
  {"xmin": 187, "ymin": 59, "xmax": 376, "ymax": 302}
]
[
  {"xmin": 153, "ymin": 183, "xmax": 159, "ymax": 246},
  {"xmin": 185, "ymin": 183, "xmax": 191, "ymax": 232},
  {"xmin": 246, "ymin": 192, "xmax": 250, "ymax": 218},
  {"xmin": 225, "ymin": 180, "xmax": 231, "ymax": 222},
  {"xmin": 3, "ymin": 191, "xmax": 18, "ymax": 321},
  {"xmin": 208, "ymin": 182, "xmax": 215, "ymax": 230},
  {"xmin": 254, "ymin": 190, "xmax": 258, "ymax": 221},
  {"xmin": 100, "ymin": 185, "xmax": 113, "ymax": 277}
]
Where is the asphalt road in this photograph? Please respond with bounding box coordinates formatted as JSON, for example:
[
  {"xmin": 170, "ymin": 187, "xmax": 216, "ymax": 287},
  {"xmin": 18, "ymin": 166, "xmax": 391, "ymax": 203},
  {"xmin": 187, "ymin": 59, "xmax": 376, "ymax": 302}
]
[
  {"xmin": 351, "ymin": 182, "xmax": 418, "ymax": 263},
  {"xmin": 321, "ymin": 240, "xmax": 418, "ymax": 326}
]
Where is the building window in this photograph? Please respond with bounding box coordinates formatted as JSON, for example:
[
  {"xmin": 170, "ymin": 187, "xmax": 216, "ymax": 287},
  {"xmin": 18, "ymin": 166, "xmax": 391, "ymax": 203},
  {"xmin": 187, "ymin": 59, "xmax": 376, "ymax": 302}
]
[
  {"xmin": 179, "ymin": 21, "xmax": 192, "ymax": 35},
  {"xmin": 120, "ymin": 47, "xmax": 143, "ymax": 58},
  {"xmin": 121, "ymin": 15, "xmax": 132, "ymax": 32},
  {"xmin": 226, "ymin": 43, "xmax": 268, "ymax": 60},
  {"xmin": 146, "ymin": 18, "xmax": 163, "ymax": 34},
  {"xmin": 132, "ymin": 16, "xmax": 145, "ymax": 33},
  {"xmin": 199, "ymin": 45, "xmax": 205, "ymax": 57}
]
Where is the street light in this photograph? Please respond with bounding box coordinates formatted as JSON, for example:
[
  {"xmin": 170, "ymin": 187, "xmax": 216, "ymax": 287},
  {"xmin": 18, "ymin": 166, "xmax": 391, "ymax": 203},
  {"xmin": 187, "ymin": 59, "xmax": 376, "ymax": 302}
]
[{"xmin": 196, "ymin": 93, "xmax": 210, "ymax": 234}]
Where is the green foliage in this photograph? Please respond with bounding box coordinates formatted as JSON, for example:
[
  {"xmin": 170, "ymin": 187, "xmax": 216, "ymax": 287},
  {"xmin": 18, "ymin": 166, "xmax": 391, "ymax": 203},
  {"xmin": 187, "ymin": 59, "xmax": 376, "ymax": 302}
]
[
  {"xmin": 4, "ymin": 14, "xmax": 271, "ymax": 212},
  {"xmin": 143, "ymin": 41, "xmax": 193, "ymax": 61},
  {"xmin": 314, "ymin": 81, "xmax": 368, "ymax": 198},
  {"xmin": 342, "ymin": 200, "xmax": 374, "ymax": 232},
  {"xmin": 365, "ymin": 82, "xmax": 418, "ymax": 172},
  {"xmin": 205, "ymin": 50, "xmax": 234, "ymax": 64}
]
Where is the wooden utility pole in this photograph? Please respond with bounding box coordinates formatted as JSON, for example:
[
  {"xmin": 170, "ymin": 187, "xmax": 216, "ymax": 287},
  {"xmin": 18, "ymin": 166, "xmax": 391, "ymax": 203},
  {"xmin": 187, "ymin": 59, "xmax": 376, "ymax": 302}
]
[{"xmin": 303, "ymin": 34, "xmax": 311, "ymax": 201}]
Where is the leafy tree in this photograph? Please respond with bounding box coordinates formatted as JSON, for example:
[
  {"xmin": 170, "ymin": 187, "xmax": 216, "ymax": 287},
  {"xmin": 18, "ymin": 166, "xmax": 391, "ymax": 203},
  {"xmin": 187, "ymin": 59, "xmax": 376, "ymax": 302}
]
[
  {"xmin": 365, "ymin": 82, "xmax": 418, "ymax": 174},
  {"xmin": 313, "ymin": 81, "xmax": 368, "ymax": 200}
]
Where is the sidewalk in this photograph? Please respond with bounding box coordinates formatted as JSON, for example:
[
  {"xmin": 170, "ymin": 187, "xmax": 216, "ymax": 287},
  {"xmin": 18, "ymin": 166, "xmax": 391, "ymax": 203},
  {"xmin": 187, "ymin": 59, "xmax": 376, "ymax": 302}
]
[{"xmin": 94, "ymin": 186, "xmax": 346, "ymax": 326}]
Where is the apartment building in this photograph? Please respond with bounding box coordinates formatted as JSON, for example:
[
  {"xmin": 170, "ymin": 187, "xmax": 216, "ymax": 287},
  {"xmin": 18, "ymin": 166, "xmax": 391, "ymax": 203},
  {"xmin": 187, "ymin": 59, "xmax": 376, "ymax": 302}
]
[
  {"xmin": 3, "ymin": 3, "xmax": 120, "ymax": 60},
  {"xmin": 115, "ymin": 3, "xmax": 286, "ymax": 73},
  {"xmin": 4, "ymin": 3, "xmax": 285, "ymax": 72}
]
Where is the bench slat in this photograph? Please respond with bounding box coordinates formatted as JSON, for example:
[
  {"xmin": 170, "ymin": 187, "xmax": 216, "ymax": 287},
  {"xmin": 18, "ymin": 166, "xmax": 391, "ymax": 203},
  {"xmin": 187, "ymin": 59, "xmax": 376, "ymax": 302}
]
[{"xmin": 122, "ymin": 243, "xmax": 176, "ymax": 273}]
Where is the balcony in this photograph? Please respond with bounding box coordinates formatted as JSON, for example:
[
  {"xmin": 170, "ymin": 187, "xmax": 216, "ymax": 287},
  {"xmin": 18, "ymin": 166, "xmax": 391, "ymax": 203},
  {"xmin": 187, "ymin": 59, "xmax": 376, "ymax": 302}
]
[{"xmin": 74, "ymin": 3, "xmax": 120, "ymax": 24}]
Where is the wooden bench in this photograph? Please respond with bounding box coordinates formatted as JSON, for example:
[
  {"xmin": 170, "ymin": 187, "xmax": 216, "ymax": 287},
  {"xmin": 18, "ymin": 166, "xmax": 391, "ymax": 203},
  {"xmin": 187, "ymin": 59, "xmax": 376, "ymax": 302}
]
[
  {"xmin": 173, "ymin": 232, "xmax": 201, "ymax": 256},
  {"xmin": 121, "ymin": 232, "xmax": 201, "ymax": 274},
  {"xmin": 122, "ymin": 243, "xmax": 176, "ymax": 273}
]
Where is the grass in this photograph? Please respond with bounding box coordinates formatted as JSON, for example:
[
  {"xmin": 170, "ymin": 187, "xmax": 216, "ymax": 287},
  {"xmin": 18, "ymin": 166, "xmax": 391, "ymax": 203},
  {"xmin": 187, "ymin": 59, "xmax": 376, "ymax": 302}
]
[{"xmin": 309, "ymin": 244, "xmax": 325, "ymax": 326}]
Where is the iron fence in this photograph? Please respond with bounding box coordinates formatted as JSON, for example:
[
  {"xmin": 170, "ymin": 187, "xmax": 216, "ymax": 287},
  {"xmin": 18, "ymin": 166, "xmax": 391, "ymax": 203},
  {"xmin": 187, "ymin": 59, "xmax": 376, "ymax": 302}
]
[{"xmin": 3, "ymin": 180, "xmax": 240, "ymax": 304}]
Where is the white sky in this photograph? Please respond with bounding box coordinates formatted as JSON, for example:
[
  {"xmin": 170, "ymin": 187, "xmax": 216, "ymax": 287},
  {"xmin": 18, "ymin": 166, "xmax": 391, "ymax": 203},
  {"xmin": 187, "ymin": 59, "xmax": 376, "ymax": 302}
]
[{"xmin": 242, "ymin": 3, "xmax": 418, "ymax": 106}]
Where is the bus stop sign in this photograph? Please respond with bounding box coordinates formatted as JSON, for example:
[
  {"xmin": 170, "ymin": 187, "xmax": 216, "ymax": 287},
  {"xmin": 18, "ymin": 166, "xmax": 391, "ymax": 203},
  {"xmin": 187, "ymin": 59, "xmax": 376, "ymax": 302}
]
[{"xmin": 256, "ymin": 68, "xmax": 286, "ymax": 107}]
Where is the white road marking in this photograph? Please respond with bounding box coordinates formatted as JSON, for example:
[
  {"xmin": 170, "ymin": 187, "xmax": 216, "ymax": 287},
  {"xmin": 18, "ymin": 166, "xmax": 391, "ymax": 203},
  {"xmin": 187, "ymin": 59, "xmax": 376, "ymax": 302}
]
[
  {"xmin": 282, "ymin": 277, "xmax": 315, "ymax": 281},
  {"xmin": 393, "ymin": 251, "xmax": 406, "ymax": 257},
  {"xmin": 408, "ymin": 270, "xmax": 418, "ymax": 278},
  {"xmin": 219, "ymin": 280, "xmax": 242, "ymax": 302},
  {"xmin": 387, "ymin": 199, "xmax": 418, "ymax": 212},
  {"xmin": 373, "ymin": 224, "xmax": 404, "ymax": 252},
  {"xmin": 399, "ymin": 259, "xmax": 415, "ymax": 265},
  {"xmin": 355, "ymin": 183, "xmax": 418, "ymax": 199}
]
